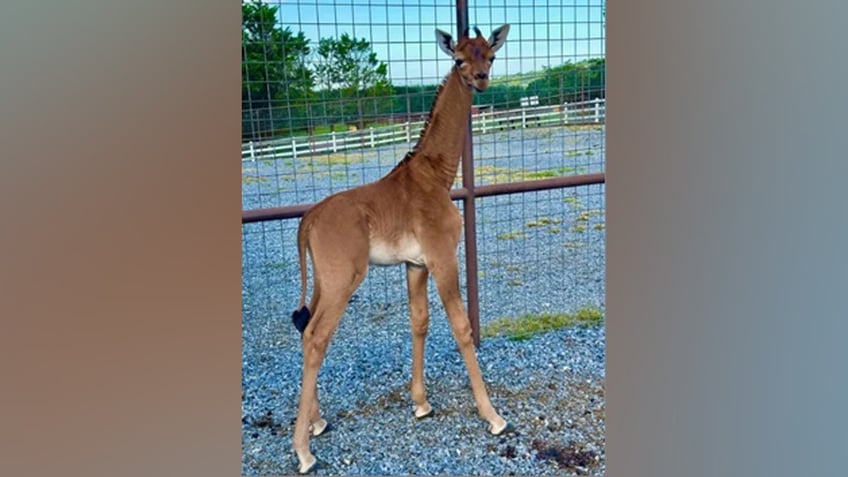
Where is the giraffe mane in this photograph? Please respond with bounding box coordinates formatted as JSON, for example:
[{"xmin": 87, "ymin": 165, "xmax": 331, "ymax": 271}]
[{"xmin": 391, "ymin": 68, "xmax": 454, "ymax": 171}]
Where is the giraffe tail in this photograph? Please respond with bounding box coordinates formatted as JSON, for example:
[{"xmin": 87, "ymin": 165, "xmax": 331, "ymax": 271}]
[{"xmin": 291, "ymin": 219, "xmax": 311, "ymax": 334}]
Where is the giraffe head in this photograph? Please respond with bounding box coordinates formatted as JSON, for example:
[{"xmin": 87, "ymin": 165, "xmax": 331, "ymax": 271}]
[{"xmin": 435, "ymin": 24, "xmax": 510, "ymax": 92}]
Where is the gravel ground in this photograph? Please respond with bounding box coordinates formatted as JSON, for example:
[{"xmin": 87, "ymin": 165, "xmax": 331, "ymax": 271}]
[{"xmin": 242, "ymin": 125, "xmax": 605, "ymax": 475}]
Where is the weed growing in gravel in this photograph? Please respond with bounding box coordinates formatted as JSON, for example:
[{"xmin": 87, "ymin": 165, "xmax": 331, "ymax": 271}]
[{"xmin": 482, "ymin": 305, "xmax": 604, "ymax": 341}]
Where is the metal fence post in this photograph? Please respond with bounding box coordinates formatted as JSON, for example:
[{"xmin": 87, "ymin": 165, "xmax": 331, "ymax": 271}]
[{"xmin": 456, "ymin": 0, "xmax": 481, "ymax": 348}]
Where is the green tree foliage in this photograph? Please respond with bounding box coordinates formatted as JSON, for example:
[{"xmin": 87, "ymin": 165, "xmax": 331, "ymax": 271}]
[
  {"xmin": 313, "ymin": 34, "xmax": 392, "ymax": 130},
  {"xmin": 240, "ymin": 4, "xmax": 605, "ymax": 139},
  {"xmin": 242, "ymin": 0, "xmax": 312, "ymax": 138},
  {"xmin": 525, "ymin": 58, "xmax": 605, "ymax": 105}
]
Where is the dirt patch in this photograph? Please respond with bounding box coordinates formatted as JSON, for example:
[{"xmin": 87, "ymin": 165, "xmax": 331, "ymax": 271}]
[
  {"xmin": 248, "ymin": 409, "xmax": 285, "ymax": 436},
  {"xmin": 532, "ymin": 439, "xmax": 599, "ymax": 473}
]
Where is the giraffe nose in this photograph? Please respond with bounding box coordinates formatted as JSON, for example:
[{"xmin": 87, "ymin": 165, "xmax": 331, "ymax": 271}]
[{"xmin": 475, "ymin": 72, "xmax": 488, "ymax": 80}]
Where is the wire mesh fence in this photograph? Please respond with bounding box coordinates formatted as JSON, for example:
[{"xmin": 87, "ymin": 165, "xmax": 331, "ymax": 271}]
[
  {"xmin": 242, "ymin": 0, "xmax": 605, "ymax": 307},
  {"xmin": 241, "ymin": 2, "xmax": 605, "ymax": 472}
]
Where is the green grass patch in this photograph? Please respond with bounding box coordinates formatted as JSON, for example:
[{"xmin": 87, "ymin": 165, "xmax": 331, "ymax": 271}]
[
  {"xmin": 496, "ymin": 231, "xmax": 527, "ymax": 241},
  {"xmin": 481, "ymin": 305, "xmax": 604, "ymax": 341},
  {"xmin": 563, "ymin": 196, "xmax": 584, "ymax": 209},
  {"xmin": 565, "ymin": 149, "xmax": 596, "ymax": 158},
  {"xmin": 563, "ymin": 241, "xmax": 585, "ymax": 249},
  {"xmin": 526, "ymin": 217, "xmax": 562, "ymax": 228},
  {"xmin": 457, "ymin": 166, "xmax": 588, "ymax": 186},
  {"xmin": 504, "ymin": 264, "xmax": 521, "ymax": 272},
  {"xmin": 242, "ymin": 176, "xmax": 270, "ymax": 186},
  {"xmin": 506, "ymin": 279, "xmax": 523, "ymax": 287},
  {"xmin": 300, "ymin": 151, "xmax": 375, "ymax": 168},
  {"xmin": 593, "ymin": 223, "xmax": 606, "ymax": 230},
  {"xmin": 566, "ymin": 124, "xmax": 604, "ymax": 132},
  {"xmin": 524, "ymin": 169, "xmax": 558, "ymax": 179}
]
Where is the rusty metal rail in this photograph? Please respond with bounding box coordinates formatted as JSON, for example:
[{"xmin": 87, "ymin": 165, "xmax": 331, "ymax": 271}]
[{"xmin": 241, "ymin": 173, "xmax": 605, "ymax": 224}]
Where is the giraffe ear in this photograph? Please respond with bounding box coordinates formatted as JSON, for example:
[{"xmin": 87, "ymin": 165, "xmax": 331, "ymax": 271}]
[
  {"xmin": 488, "ymin": 24, "xmax": 510, "ymax": 52},
  {"xmin": 435, "ymin": 28, "xmax": 455, "ymax": 56}
]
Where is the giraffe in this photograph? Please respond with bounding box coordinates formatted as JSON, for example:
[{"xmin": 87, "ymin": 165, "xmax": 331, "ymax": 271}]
[{"xmin": 289, "ymin": 24, "xmax": 512, "ymax": 474}]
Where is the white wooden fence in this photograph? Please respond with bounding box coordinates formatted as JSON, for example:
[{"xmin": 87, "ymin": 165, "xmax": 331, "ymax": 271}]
[{"xmin": 242, "ymin": 98, "xmax": 605, "ymax": 162}]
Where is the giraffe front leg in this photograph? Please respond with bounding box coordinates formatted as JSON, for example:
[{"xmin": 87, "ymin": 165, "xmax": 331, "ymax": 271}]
[
  {"xmin": 406, "ymin": 263, "xmax": 434, "ymax": 419},
  {"xmin": 428, "ymin": 253, "xmax": 514, "ymax": 436}
]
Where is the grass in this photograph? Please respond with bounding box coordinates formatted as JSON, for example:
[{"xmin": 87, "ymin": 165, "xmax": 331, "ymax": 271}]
[
  {"xmin": 565, "ymin": 150, "xmax": 596, "ymax": 158},
  {"xmin": 526, "ymin": 217, "xmax": 562, "ymax": 228},
  {"xmin": 242, "ymin": 176, "xmax": 270, "ymax": 186},
  {"xmin": 300, "ymin": 151, "xmax": 375, "ymax": 167},
  {"xmin": 566, "ymin": 124, "xmax": 604, "ymax": 132},
  {"xmin": 457, "ymin": 165, "xmax": 587, "ymax": 185},
  {"xmin": 563, "ymin": 196, "xmax": 584, "ymax": 209},
  {"xmin": 496, "ymin": 231, "xmax": 527, "ymax": 241},
  {"xmin": 481, "ymin": 305, "xmax": 604, "ymax": 341}
]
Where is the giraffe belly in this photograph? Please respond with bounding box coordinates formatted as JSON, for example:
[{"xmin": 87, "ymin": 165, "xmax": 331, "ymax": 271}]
[{"xmin": 369, "ymin": 237, "xmax": 426, "ymax": 267}]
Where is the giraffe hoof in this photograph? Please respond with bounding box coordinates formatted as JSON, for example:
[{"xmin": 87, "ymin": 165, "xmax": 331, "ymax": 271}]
[
  {"xmin": 413, "ymin": 404, "xmax": 434, "ymax": 419},
  {"xmin": 311, "ymin": 419, "xmax": 331, "ymax": 437},
  {"xmin": 489, "ymin": 421, "xmax": 515, "ymax": 435},
  {"xmin": 414, "ymin": 408, "xmax": 435, "ymax": 420},
  {"xmin": 298, "ymin": 458, "xmax": 320, "ymax": 474}
]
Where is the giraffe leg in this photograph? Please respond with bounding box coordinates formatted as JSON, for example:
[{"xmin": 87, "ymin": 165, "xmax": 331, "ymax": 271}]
[
  {"xmin": 406, "ymin": 263, "xmax": 434, "ymax": 419},
  {"xmin": 291, "ymin": 226, "xmax": 368, "ymax": 474},
  {"xmin": 428, "ymin": 252, "xmax": 513, "ymax": 435},
  {"xmin": 308, "ymin": 382, "xmax": 329, "ymax": 437}
]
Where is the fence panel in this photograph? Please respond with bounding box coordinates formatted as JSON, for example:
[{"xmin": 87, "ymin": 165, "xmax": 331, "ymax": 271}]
[{"xmin": 241, "ymin": 1, "xmax": 605, "ymax": 475}]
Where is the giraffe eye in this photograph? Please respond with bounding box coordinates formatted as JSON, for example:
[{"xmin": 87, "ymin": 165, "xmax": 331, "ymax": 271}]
[
  {"xmin": 455, "ymin": 59, "xmax": 464, "ymax": 67},
  {"xmin": 489, "ymin": 56, "xmax": 495, "ymax": 63}
]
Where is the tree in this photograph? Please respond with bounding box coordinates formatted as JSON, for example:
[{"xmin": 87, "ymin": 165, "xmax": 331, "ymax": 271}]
[
  {"xmin": 525, "ymin": 58, "xmax": 605, "ymax": 106},
  {"xmin": 242, "ymin": 0, "xmax": 313, "ymax": 139},
  {"xmin": 314, "ymin": 33, "xmax": 391, "ymax": 130}
]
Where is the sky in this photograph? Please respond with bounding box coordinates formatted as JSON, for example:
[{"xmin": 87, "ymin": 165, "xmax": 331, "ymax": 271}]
[{"xmin": 262, "ymin": 0, "xmax": 605, "ymax": 86}]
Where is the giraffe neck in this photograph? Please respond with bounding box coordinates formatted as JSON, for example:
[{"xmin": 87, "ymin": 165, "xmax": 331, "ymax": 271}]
[{"xmin": 397, "ymin": 68, "xmax": 473, "ymax": 190}]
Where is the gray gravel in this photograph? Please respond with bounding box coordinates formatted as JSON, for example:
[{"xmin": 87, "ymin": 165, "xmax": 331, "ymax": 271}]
[{"xmin": 242, "ymin": 125, "xmax": 605, "ymax": 475}]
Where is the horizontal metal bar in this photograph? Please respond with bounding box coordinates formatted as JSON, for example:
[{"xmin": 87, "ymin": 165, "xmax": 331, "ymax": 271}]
[
  {"xmin": 241, "ymin": 172, "xmax": 605, "ymax": 224},
  {"xmin": 474, "ymin": 172, "xmax": 605, "ymax": 197}
]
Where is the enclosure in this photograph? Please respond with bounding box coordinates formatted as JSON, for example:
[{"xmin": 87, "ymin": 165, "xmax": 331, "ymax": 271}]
[{"xmin": 241, "ymin": 0, "xmax": 606, "ymax": 474}]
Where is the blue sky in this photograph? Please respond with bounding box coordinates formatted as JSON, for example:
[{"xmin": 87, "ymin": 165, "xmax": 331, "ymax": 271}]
[{"xmin": 264, "ymin": 0, "xmax": 605, "ymax": 85}]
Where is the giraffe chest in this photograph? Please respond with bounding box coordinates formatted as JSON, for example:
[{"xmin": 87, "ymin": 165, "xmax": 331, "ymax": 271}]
[{"xmin": 369, "ymin": 236, "xmax": 426, "ymax": 267}]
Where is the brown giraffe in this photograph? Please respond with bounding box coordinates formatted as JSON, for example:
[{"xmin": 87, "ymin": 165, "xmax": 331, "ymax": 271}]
[{"xmin": 289, "ymin": 24, "xmax": 512, "ymax": 474}]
